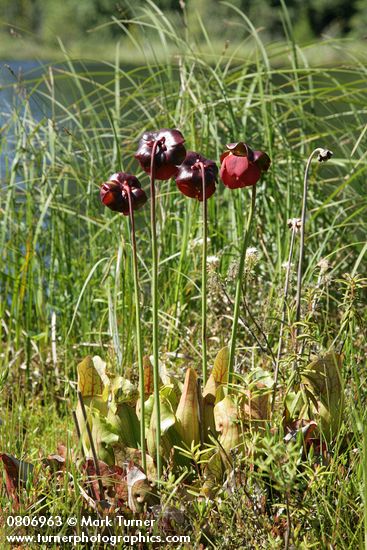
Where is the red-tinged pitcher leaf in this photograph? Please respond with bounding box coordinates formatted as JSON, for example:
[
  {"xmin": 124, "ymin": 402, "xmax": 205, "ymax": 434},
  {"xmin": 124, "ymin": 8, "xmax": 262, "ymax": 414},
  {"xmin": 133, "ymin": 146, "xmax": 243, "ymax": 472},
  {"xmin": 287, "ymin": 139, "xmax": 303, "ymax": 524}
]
[
  {"xmin": 56, "ymin": 444, "xmax": 68, "ymax": 460},
  {"xmin": 203, "ymin": 347, "xmax": 229, "ymax": 405},
  {"xmin": 201, "ymin": 450, "xmax": 223, "ymax": 499},
  {"xmin": 202, "ymin": 347, "xmax": 229, "ymax": 443},
  {"xmin": 83, "ymin": 458, "xmax": 126, "ymax": 504},
  {"xmin": 146, "ymin": 390, "xmax": 181, "ymax": 463},
  {"xmin": 84, "ymin": 458, "xmax": 156, "ymax": 513},
  {"xmin": 91, "ymin": 411, "xmax": 119, "ymax": 466},
  {"xmin": 107, "ymin": 403, "xmax": 141, "ymax": 449},
  {"xmin": 0, "ymin": 453, "xmax": 34, "ymax": 507},
  {"xmin": 77, "ymin": 356, "xmax": 105, "ymax": 398},
  {"xmin": 110, "ymin": 375, "xmax": 139, "ymax": 406},
  {"xmin": 43, "ymin": 454, "xmax": 66, "ymax": 473},
  {"xmin": 143, "ymin": 355, "xmax": 154, "ymax": 398},
  {"xmin": 212, "ymin": 346, "xmax": 229, "ymax": 385}
]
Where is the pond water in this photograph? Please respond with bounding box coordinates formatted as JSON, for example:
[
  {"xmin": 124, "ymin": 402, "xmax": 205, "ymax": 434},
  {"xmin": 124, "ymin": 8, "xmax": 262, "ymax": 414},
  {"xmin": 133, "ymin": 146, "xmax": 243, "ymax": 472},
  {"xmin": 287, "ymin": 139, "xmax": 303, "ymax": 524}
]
[
  {"xmin": 0, "ymin": 60, "xmax": 120, "ymax": 170},
  {"xmin": 0, "ymin": 61, "xmax": 49, "ymax": 173}
]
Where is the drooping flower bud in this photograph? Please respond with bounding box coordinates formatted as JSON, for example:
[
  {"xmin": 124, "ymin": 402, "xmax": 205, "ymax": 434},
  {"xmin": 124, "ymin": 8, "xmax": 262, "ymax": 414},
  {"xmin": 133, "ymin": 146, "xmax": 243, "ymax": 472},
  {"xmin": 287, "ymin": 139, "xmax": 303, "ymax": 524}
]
[
  {"xmin": 220, "ymin": 142, "xmax": 271, "ymax": 189},
  {"xmin": 135, "ymin": 129, "xmax": 186, "ymax": 180},
  {"xmin": 175, "ymin": 151, "xmax": 218, "ymax": 201},
  {"xmin": 100, "ymin": 172, "xmax": 147, "ymax": 215},
  {"xmin": 317, "ymin": 149, "xmax": 333, "ymax": 162}
]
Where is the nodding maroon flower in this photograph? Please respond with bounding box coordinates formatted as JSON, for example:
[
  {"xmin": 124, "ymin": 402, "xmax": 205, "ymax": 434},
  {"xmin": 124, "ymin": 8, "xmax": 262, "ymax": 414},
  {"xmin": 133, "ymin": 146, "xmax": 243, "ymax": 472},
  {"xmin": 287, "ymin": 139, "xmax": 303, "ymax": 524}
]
[
  {"xmin": 135, "ymin": 129, "xmax": 186, "ymax": 180},
  {"xmin": 220, "ymin": 142, "xmax": 271, "ymax": 189},
  {"xmin": 100, "ymin": 172, "xmax": 147, "ymax": 215},
  {"xmin": 175, "ymin": 151, "xmax": 218, "ymax": 201}
]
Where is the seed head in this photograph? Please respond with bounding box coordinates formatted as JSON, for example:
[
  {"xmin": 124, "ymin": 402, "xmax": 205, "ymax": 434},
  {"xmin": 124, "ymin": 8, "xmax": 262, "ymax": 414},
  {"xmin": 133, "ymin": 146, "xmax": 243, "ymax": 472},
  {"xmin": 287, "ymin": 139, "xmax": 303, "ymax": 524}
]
[
  {"xmin": 317, "ymin": 258, "xmax": 330, "ymax": 274},
  {"xmin": 245, "ymin": 247, "xmax": 259, "ymax": 270},
  {"xmin": 287, "ymin": 218, "xmax": 302, "ymax": 232}
]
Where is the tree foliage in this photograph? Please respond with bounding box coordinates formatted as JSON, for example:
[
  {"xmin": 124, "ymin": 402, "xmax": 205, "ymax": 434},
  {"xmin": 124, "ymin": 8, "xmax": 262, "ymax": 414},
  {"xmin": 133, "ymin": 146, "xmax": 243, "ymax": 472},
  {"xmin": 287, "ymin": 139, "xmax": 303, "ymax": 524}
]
[{"xmin": 0, "ymin": 0, "xmax": 365, "ymax": 49}]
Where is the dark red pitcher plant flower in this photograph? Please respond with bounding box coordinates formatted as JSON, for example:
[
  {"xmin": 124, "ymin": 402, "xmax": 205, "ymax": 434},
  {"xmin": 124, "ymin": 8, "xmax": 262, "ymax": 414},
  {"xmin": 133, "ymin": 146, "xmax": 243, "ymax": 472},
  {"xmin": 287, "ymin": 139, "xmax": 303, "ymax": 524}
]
[
  {"xmin": 175, "ymin": 151, "xmax": 218, "ymax": 201},
  {"xmin": 100, "ymin": 172, "xmax": 147, "ymax": 215},
  {"xmin": 220, "ymin": 142, "xmax": 271, "ymax": 189},
  {"xmin": 135, "ymin": 129, "xmax": 186, "ymax": 180}
]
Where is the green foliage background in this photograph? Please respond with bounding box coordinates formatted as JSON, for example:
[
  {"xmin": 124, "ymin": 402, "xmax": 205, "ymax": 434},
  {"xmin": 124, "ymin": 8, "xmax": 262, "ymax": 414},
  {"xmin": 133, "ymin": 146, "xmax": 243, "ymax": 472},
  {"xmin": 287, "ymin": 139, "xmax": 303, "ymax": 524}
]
[{"xmin": 1, "ymin": 0, "xmax": 367, "ymax": 56}]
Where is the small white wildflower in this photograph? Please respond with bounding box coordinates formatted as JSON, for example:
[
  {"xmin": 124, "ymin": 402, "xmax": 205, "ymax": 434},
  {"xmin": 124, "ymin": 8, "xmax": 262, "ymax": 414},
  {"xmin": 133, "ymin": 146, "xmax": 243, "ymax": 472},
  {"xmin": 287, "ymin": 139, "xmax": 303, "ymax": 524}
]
[
  {"xmin": 246, "ymin": 247, "xmax": 258, "ymax": 258},
  {"xmin": 207, "ymin": 255, "xmax": 219, "ymax": 267},
  {"xmin": 282, "ymin": 261, "xmax": 293, "ymax": 270}
]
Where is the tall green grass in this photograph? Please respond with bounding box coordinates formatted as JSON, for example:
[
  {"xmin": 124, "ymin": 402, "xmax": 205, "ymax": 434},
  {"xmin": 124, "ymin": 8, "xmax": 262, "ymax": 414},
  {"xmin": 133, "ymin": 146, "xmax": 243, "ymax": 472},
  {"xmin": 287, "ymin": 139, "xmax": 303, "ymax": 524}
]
[{"xmin": 1, "ymin": 3, "xmax": 367, "ymax": 547}]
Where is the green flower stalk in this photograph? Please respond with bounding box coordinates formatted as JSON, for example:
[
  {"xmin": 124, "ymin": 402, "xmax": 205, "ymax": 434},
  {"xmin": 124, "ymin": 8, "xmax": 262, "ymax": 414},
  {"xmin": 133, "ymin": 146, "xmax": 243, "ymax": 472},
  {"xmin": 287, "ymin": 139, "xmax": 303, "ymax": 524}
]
[
  {"xmin": 135, "ymin": 129, "xmax": 186, "ymax": 482},
  {"xmin": 227, "ymin": 185, "xmax": 257, "ymax": 386},
  {"xmin": 201, "ymin": 165, "xmax": 208, "ymax": 385},
  {"xmin": 100, "ymin": 172, "xmax": 148, "ymax": 470},
  {"xmin": 175, "ymin": 151, "xmax": 218, "ymax": 386},
  {"xmin": 271, "ymin": 218, "xmax": 300, "ymax": 414},
  {"xmin": 219, "ymin": 141, "xmax": 270, "ymax": 387},
  {"xmin": 295, "ymin": 148, "xmax": 333, "ymax": 334},
  {"xmin": 149, "ymin": 141, "xmax": 162, "ymax": 481},
  {"xmin": 126, "ymin": 187, "xmax": 147, "ymax": 472}
]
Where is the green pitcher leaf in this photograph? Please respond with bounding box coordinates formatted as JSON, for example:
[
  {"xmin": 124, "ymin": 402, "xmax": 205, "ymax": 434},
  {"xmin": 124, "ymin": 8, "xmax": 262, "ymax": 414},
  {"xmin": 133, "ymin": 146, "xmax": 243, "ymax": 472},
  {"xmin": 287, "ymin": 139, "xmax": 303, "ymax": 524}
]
[
  {"xmin": 107, "ymin": 403, "xmax": 141, "ymax": 449},
  {"xmin": 202, "ymin": 450, "xmax": 223, "ymax": 498},
  {"xmin": 90, "ymin": 410, "xmax": 118, "ymax": 465},
  {"xmin": 214, "ymin": 396, "xmax": 242, "ymax": 462},
  {"xmin": 176, "ymin": 368, "xmax": 200, "ymax": 447},
  {"xmin": 110, "ymin": 376, "xmax": 139, "ymax": 405},
  {"xmin": 302, "ymin": 351, "xmax": 344, "ymax": 442}
]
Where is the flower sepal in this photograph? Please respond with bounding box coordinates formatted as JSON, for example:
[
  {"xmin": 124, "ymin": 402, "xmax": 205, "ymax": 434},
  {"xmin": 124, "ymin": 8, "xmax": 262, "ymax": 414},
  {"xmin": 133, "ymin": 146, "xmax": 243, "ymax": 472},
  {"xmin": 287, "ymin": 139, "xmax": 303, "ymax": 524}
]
[
  {"xmin": 135, "ymin": 129, "xmax": 186, "ymax": 180},
  {"xmin": 175, "ymin": 151, "xmax": 218, "ymax": 201}
]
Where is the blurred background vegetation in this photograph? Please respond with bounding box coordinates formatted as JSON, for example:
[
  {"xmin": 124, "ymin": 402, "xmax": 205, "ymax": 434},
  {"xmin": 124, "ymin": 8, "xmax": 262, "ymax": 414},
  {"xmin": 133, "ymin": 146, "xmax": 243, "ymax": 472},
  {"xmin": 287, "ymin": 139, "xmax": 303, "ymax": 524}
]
[{"xmin": 0, "ymin": 0, "xmax": 366, "ymax": 61}]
